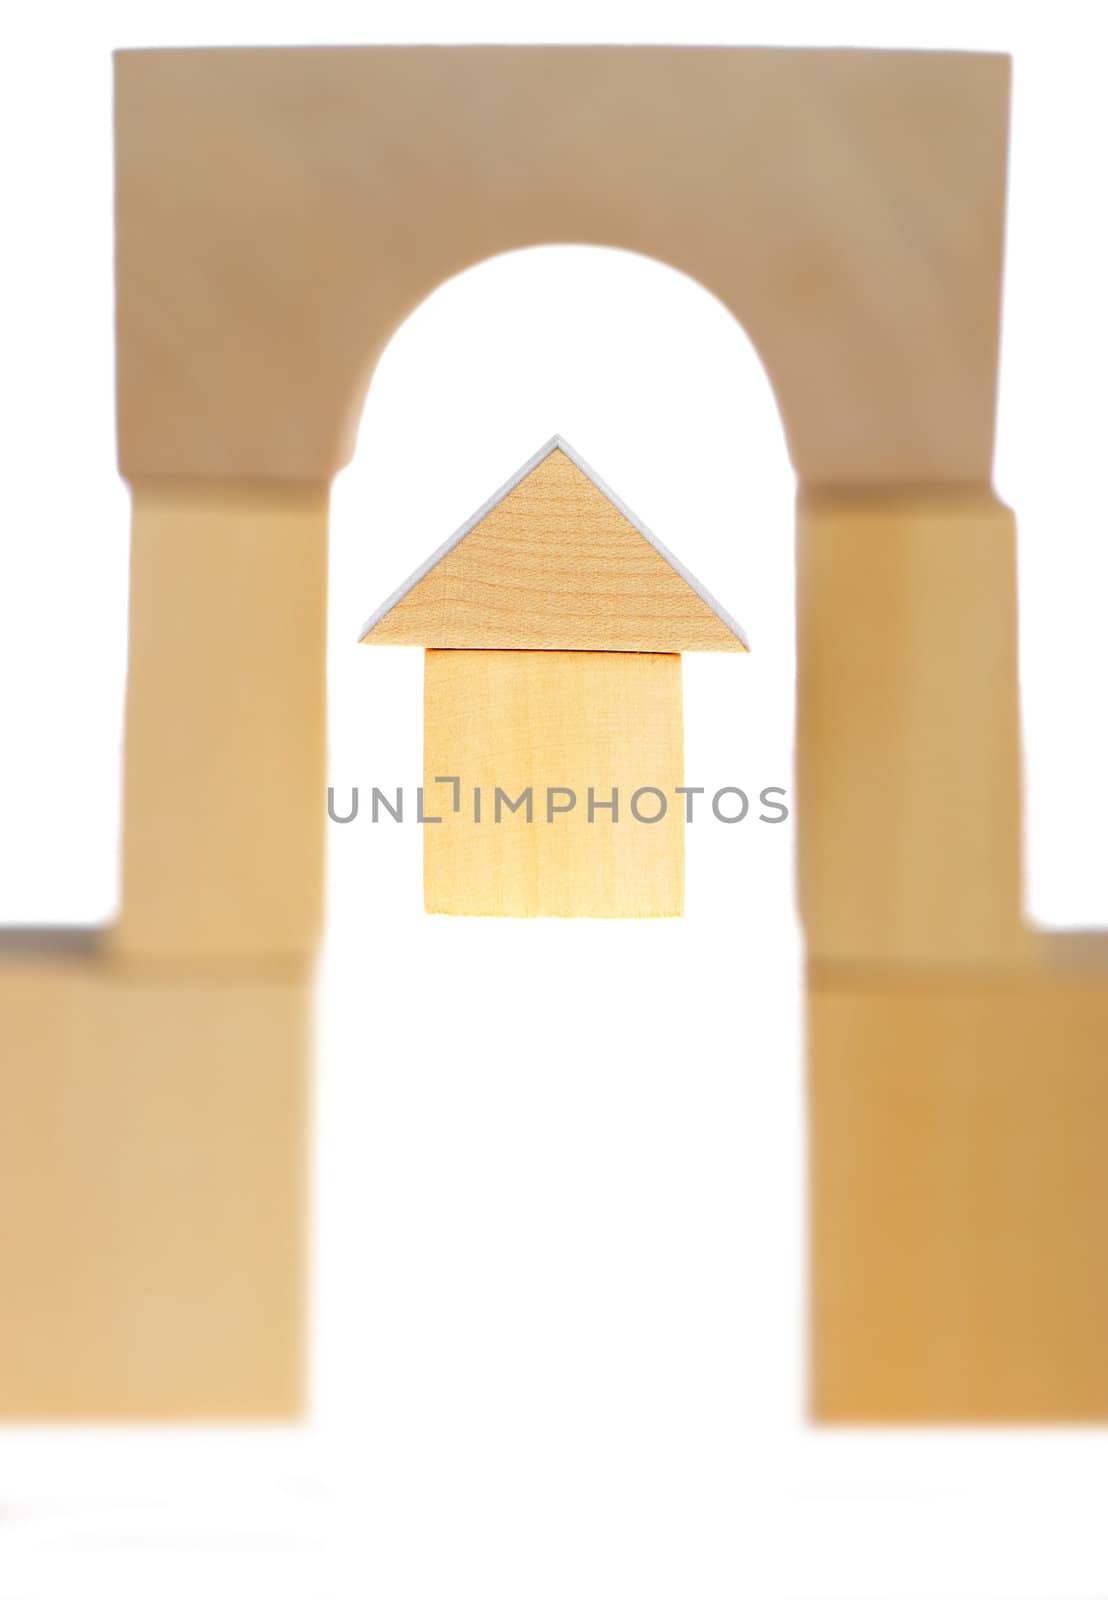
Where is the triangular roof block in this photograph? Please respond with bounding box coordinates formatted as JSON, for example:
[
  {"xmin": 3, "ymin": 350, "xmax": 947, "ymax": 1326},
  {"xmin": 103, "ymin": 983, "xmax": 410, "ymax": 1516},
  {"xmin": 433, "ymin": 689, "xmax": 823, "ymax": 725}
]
[{"xmin": 359, "ymin": 437, "xmax": 749, "ymax": 652}]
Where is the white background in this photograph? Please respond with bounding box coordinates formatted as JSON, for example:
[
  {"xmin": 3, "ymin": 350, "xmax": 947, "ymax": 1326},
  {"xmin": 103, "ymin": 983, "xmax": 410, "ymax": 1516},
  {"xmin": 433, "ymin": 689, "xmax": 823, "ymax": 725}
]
[{"xmin": 1, "ymin": 4, "xmax": 1107, "ymax": 1597}]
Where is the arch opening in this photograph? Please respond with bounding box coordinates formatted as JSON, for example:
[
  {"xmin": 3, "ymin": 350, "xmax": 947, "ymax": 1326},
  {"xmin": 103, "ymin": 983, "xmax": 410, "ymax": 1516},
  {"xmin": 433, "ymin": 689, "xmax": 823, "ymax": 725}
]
[{"xmin": 312, "ymin": 246, "xmax": 805, "ymax": 1585}]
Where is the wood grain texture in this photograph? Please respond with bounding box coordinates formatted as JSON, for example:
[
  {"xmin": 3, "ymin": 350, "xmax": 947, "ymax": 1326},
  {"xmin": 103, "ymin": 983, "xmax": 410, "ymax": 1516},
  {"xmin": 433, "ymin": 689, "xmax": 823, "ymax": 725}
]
[
  {"xmin": 114, "ymin": 47, "xmax": 1010, "ymax": 486},
  {"xmin": 364, "ymin": 446, "xmax": 746, "ymax": 652},
  {"xmin": 809, "ymin": 953, "xmax": 1108, "ymax": 1420},
  {"xmin": 0, "ymin": 952, "xmax": 308, "ymax": 1418},
  {"xmin": 796, "ymin": 488, "xmax": 1027, "ymax": 968},
  {"xmin": 113, "ymin": 483, "xmax": 328, "ymax": 959},
  {"xmin": 423, "ymin": 649, "xmax": 684, "ymax": 917}
]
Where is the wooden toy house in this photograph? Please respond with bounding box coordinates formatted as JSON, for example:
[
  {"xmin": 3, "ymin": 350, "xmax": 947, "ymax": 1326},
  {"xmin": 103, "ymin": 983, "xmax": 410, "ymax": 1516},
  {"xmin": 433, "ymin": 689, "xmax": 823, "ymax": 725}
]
[{"xmin": 360, "ymin": 436, "xmax": 748, "ymax": 916}]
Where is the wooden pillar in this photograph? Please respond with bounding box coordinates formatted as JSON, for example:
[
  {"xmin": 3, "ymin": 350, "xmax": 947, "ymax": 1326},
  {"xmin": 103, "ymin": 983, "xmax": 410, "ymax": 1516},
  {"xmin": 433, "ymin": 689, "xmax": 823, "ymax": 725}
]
[
  {"xmin": 113, "ymin": 483, "xmax": 329, "ymax": 961},
  {"xmin": 798, "ymin": 489, "xmax": 1108, "ymax": 1416},
  {"xmin": 796, "ymin": 488, "xmax": 1027, "ymax": 970},
  {"xmin": 0, "ymin": 481, "xmax": 326, "ymax": 1416}
]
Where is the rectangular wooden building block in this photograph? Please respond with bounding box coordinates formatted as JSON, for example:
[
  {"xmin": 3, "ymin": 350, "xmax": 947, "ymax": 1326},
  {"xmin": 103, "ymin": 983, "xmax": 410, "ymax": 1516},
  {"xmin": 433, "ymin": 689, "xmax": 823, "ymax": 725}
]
[
  {"xmin": 809, "ymin": 952, "xmax": 1108, "ymax": 1420},
  {"xmin": 423, "ymin": 650, "xmax": 684, "ymax": 917},
  {"xmin": 0, "ymin": 952, "xmax": 308, "ymax": 1417},
  {"xmin": 113, "ymin": 484, "xmax": 328, "ymax": 960},
  {"xmin": 796, "ymin": 489, "xmax": 1026, "ymax": 969},
  {"xmin": 114, "ymin": 49, "xmax": 1010, "ymax": 488}
]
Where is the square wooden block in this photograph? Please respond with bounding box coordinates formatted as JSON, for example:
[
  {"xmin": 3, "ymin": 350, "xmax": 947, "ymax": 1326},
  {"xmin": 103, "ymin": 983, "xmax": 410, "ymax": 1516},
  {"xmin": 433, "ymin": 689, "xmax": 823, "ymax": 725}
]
[
  {"xmin": 423, "ymin": 649, "xmax": 685, "ymax": 917},
  {"xmin": 809, "ymin": 959, "xmax": 1108, "ymax": 1420},
  {"xmin": 0, "ymin": 953, "xmax": 309, "ymax": 1418}
]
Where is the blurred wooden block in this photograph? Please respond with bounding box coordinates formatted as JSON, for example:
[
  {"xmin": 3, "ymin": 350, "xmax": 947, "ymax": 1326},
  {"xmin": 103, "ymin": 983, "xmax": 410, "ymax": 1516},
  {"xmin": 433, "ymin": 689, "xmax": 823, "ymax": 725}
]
[
  {"xmin": 113, "ymin": 484, "xmax": 328, "ymax": 960},
  {"xmin": 0, "ymin": 952, "xmax": 308, "ymax": 1418},
  {"xmin": 796, "ymin": 489, "xmax": 1027, "ymax": 968},
  {"xmin": 423, "ymin": 649, "xmax": 684, "ymax": 917},
  {"xmin": 809, "ymin": 949, "xmax": 1108, "ymax": 1420},
  {"xmin": 115, "ymin": 48, "xmax": 1010, "ymax": 486}
]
